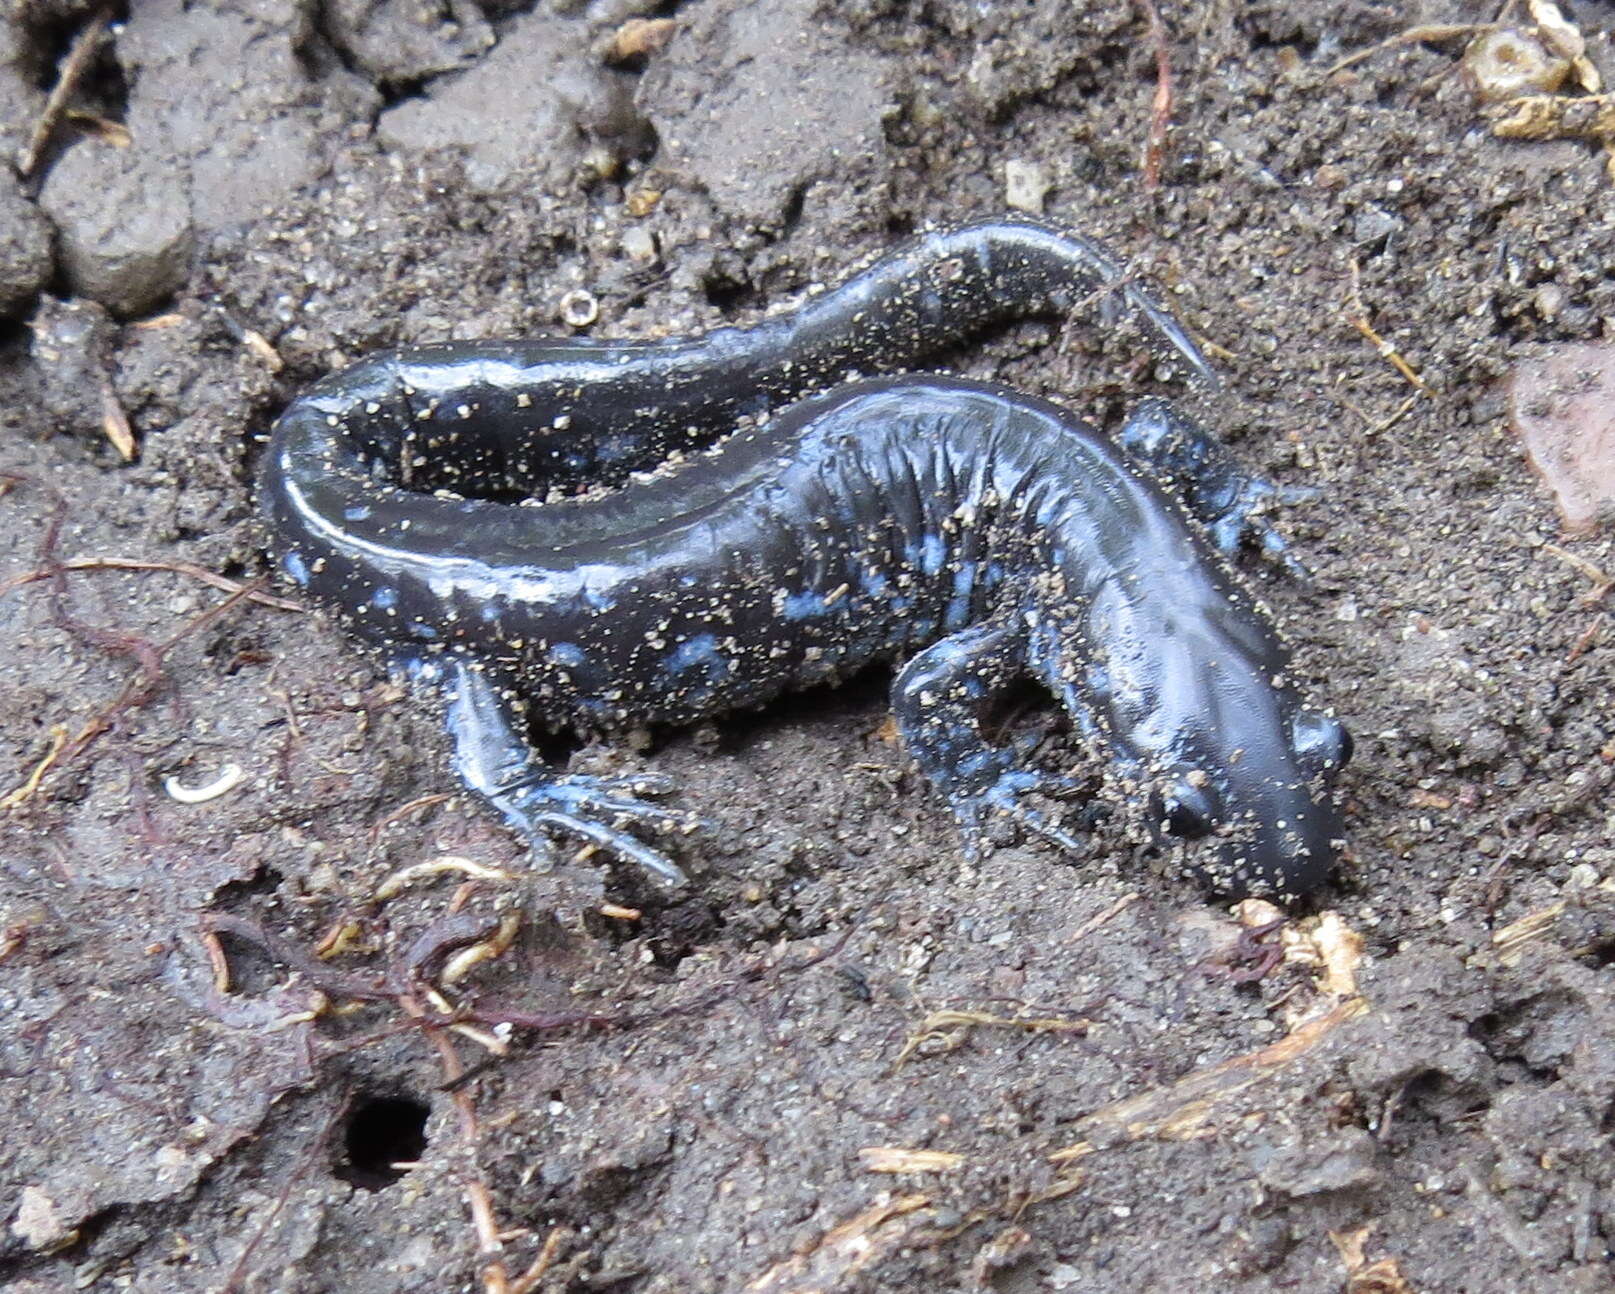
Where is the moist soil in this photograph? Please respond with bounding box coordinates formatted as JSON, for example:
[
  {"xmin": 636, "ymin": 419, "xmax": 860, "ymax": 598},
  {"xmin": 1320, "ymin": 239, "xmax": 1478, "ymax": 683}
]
[{"xmin": 3, "ymin": 2, "xmax": 1615, "ymax": 1291}]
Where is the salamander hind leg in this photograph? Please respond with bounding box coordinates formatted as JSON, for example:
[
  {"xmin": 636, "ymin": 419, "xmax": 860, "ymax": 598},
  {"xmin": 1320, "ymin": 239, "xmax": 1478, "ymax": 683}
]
[
  {"xmin": 428, "ymin": 654, "xmax": 699, "ymax": 888},
  {"xmin": 891, "ymin": 620, "xmax": 1085, "ymax": 857},
  {"xmin": 1117, "ymin": 397, "xmax": 1315, "ymax": 578}
]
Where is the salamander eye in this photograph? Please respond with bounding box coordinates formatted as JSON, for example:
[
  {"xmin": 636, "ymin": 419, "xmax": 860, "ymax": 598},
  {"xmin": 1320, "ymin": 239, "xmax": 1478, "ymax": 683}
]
[
  {"xmin": 1150, "ymin": 778, "xmax": 1218, "ymax": 840},
  {"xmin": 1291, "ymin": 710, "xmax": 1352, "ymax": 775}
]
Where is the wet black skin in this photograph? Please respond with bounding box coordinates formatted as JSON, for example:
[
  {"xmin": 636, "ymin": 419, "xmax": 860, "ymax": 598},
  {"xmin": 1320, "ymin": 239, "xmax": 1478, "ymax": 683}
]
[{"xmin": 259, "ymin": 218, "xmax": 1349, "ymax": 896}]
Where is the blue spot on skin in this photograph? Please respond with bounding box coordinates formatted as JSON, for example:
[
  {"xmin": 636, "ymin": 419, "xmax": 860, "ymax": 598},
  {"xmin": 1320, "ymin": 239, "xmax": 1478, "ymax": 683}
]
[
  {"xmin": 410, "ymin": 620, "xmax": 438, "ymax": 639},
  {"xmin": 783, "ymin": 590, "xmax": 829, "ymax": 620},
  {"xmin": 945, "ymin": 562, "xmax": 977, "ymax": 629},
  {"xmin": 401, "ymin": 655, "xmax": 440, "ymax": 684},
  {"xmin": 958, "ymin": 749, "xmax": 1001, "ymax": 777},
  {"xmin": 597, "ymin": 435, "xmax": 642, "ymax": 464},
  {"xmin": 343, "ymin": 504, "xmax": 372, "ymax": 522},
  {"xmin": 373, "ymin": 587, "xmax": 398, "ymax": 612},
  {"xmin": 549, "ymin": 642, "xmax": 587, "ymax": 667},
  {"xmin": 861, "ymin": 570, "xmax": 891, "ymax": 598},
  {"xmin": 663, "ymin": 634, "xmax": 724, "ymax": 676},
  {"xmin": 282, "ymin": 550, "xmax": 310, "ymax": 586},
  {"xmin": 905, "ymin": 535, "xmax": 946, "ymax": 578}
]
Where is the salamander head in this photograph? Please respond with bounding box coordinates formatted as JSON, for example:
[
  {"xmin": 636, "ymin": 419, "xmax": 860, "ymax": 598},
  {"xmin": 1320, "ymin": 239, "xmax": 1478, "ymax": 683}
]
[
  {"xmin": 1142, "ymin": 706, "xmax": 1350, "ymax": 897},
  {"xmin": 1075, "ymin": 585, "xmax": 1351, "ymax": 897}
]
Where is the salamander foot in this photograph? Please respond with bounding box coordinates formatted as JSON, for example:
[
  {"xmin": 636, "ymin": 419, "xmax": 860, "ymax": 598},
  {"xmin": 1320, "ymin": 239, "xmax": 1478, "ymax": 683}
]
[
  {"xmin": 431, "ymin": 653, "xmax": 702, "ymax": 888},
  {"xmin": 948, "ymin": 769, "xmax": 1087, "ymax": 858},
  {"xmin": 493, "ymin": 771, "xmax": 703, "ymax": 887},
  {"xmin": 1118, "ymin": 397, "xmax": 1314, "ymax": 579}
]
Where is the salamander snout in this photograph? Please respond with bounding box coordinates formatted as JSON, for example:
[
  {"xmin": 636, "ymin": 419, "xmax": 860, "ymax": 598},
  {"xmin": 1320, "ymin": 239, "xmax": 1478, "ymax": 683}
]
[
  {"xmin": 1204, "ymin": 788, "xmax": 1345, "ymax": 900},
  {"xmin": 1148, "ymin": 707, "xmax": 1352, "ymax": 899}
]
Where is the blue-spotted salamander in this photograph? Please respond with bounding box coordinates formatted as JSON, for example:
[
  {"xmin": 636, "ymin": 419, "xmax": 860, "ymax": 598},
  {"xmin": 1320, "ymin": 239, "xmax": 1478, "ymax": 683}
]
[{"xmin": 260, "ymin": 217, "xmax": 1349, "ymax": 897}]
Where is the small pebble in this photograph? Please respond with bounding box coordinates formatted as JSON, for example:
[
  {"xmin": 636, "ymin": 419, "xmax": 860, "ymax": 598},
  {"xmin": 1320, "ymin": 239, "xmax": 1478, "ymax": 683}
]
[
  {"xmin": 620, "ymin": 225, "xmax": 658, "ymax": 264},
  {"xmin": 1003, "ymin": 159, "xmax": 1050, "ymax": 214}
]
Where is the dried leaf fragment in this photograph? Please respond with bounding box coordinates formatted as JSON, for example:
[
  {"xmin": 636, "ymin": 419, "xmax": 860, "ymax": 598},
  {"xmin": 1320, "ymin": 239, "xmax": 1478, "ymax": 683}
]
[
  {"xmin": 606, "ymin": 18, "xmax": 677, "ymax": 63},
  {"xmin": 1490, "ymin": 92, "xmax": 1615, "ymax": 141},
  {"xmin": 1330, "ymin": 1223, "xmax": 1416, "ymax": 1293},
  {"xmin": 858, "ymin": 1146, "xmax": 965, "ymax": 1174}
]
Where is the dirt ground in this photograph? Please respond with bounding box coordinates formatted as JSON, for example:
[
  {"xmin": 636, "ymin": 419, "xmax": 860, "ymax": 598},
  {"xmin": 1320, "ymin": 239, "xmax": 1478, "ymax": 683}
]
[{"xmin": 3, "ymin": 1, "xmax": 1615, "ymax": 1290}]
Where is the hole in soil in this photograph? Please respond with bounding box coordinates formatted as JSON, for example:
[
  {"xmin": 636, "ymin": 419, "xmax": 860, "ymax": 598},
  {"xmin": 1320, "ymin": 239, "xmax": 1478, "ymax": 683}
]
[
  {"xmin": 702, "ymin": 274, "xmax": 760, "ymax": 316},
  {"xmin": 1583, "ymin": 939, "xmax": 1615, "ymax": 968},
  {"xmin": 641, "ymin": 895, "xmax": 725, "ymax": 965},
  {"xmin": 532, "ymin": 723, "xmax": 586, "ymax": 768},
  {"xmin": 336, "ymin": 1095, "xmax": 430, "ymax": 1190},
  {"xmin": 981, "ymin": 675, "xmax": 1060, "ymax": 743}
]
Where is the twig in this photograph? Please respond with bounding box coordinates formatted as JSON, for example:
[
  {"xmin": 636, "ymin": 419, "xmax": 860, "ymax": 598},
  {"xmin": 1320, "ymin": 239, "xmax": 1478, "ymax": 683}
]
[
  {"xmin": 370, "ymin": 792, "xmax": 455, "ymax": 839},
  {"xmin": 0, "ymin": 556, "xmax": 304, "ymax": 612},
  {"xmin": 1136, "ymin": 0, "xmax": 1174, "ymax": 191},
  {"xmin": 1063, "ymin": 891, "xmax": 1139, "ymax": 944},
  {"xmin": 509, "ymin": 1228, "xmax": 571, "ymax": 1294},
  {"xmin": 1345, "ymin": 258, "xmax": 1436, "ymax": 395},
  {"xmin": 1566, "ymin": 612, "xmax": 1604, "ymax": 664},
  {"xmin": 893, "ymin": 1007, "xmax": 1090, "ymax": 1071},
  {"xmin": 0, "ymin": 726, "xmax": 70, "ymax": 813},
  {"xmin": 17, "ymin": 5, "xmax": 115, "ymax": 177},
  {"xmin": 1323, "ymin": 24, "xmax": 1494, "ymax": 79},
  {"xmin": 1049, "ymin": 996, "xmax": 1368, "ymax": 1162},
  {"xmin": 1541, "ymin": 543, "xmax": 1614, "ymax": 602}
]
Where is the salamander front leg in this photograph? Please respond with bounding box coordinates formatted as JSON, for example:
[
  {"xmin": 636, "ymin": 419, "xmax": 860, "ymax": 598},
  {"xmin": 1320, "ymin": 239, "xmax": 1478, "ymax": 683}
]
[
  {"xmin": 426, "ymin": 654, "xmax": 696, "ymax": 887},
  {"xmin": 891, "ymin": 621, "xmax": 1084, "ymax": 856},
  {"xmin": 1117, "ymin": 397, "xmax": 1314, "ymax": 578}
]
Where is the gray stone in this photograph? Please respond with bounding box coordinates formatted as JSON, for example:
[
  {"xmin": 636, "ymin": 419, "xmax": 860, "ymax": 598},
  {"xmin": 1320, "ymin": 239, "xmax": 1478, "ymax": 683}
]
[
  {"xmin": 0, "ymin": 174, "xmax": 52, "ymax": 319},
  {"xmin": 27, "ymin": 295, "xmax": 115, "ymax": 436},
  {"xmin": 639, "ymin": 0, "xmax": 893, "ymax": 228},
  {"xmin": 1256, "ymin": 1126, "xmax": 1381, "ymax": 1198},
  {"xmin": 115, "ymin": 0, "xmax": 378, "ymax": 232},
  {"xmin": 377, "ymin": 9, "xmax": 631, "ymax": 192},
  {"xmin": 322, "ymin": 0, "xmax": 494, "ymax": 85},
  {"xmin": 37, "ymin": 140, "xmax": 193, "ymax": 317},
  {"xmin": 0, "ymin": 19, "xmax": 45, "ymax": 161}
]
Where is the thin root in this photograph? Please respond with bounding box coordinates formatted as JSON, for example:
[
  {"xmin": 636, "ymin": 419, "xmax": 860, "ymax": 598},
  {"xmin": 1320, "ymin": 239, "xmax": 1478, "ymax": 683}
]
[{"xmin": 1135, "ymin": 0, "xmax": 1174, "ymax": 192}]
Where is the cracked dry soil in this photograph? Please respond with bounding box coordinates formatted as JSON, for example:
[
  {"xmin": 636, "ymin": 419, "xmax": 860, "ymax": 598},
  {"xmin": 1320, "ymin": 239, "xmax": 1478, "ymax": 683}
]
[{"xmin": 3, "ymin": 1, "xmax": 1615, "ymax": 1291}]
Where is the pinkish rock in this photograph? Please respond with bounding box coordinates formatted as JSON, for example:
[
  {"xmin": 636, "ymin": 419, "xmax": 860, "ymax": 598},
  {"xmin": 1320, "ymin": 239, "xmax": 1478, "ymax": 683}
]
[{"xmin": 1510, "ymin": 343, "xmax": 1615, "ymax": 532}]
